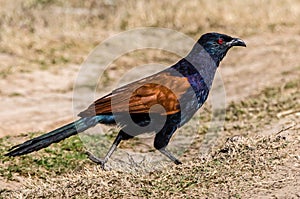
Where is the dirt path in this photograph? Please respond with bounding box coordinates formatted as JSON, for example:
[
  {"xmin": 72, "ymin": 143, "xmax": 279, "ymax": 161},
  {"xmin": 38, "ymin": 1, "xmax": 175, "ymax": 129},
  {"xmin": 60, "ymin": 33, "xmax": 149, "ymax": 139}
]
[
  {"xmin": 0, "ymin": 31, "xmax": 299, "ymax": 138},
  {"xmin": 221, "ymin": 31, "xmax": 300, "ymax": 101}
]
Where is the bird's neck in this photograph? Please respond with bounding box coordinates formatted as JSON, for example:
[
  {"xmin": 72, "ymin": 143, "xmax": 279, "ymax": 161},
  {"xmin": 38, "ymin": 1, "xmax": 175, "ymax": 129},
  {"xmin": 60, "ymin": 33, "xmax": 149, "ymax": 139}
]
[
  {"xmin": 204, "ymin": 49, "xmax": 228, "ymax": 66},
  {"xmin": 184, "ymin": 45, "xmax": 218, "ymax": 89}
]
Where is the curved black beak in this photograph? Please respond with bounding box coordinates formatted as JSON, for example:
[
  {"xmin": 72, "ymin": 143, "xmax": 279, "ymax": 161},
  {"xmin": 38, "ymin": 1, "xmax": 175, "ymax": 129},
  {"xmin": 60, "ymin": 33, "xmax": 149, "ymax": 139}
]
[{"xmin": 230, "ymin": 38, "xmax": 246, "ymax": 47}]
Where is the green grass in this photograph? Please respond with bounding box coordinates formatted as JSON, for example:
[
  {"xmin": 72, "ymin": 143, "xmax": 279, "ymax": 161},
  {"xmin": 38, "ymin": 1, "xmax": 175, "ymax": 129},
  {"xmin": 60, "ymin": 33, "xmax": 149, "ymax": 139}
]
[
  {"xmin": 225, "ymin": 79, "xmax": 299, "ymax": 128},
  {"xmin": 0, "ymin": 134, "xmax": 90, "ymax": 180}
]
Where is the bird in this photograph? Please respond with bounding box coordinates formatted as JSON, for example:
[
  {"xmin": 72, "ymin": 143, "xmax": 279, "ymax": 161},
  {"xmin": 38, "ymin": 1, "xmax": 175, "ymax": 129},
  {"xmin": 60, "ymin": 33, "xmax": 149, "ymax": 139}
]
[{"xmin": 5, "ymin": 32, "xmax": 246, "ymax": 169}]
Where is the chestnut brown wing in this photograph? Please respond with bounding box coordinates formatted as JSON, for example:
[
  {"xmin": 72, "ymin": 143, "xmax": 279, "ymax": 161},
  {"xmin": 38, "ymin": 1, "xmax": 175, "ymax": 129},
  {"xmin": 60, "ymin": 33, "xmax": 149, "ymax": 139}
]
[{"xmin": 78, "ymin": 71, "xmax": 191, "ymax": 117}]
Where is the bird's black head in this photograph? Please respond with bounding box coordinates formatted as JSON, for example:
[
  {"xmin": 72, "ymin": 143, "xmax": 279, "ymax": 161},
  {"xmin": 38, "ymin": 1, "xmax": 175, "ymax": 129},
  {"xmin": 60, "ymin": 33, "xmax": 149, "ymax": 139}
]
[{"xmin": 197, "ymin": 32, "xmax": 246, "ymax": 65}]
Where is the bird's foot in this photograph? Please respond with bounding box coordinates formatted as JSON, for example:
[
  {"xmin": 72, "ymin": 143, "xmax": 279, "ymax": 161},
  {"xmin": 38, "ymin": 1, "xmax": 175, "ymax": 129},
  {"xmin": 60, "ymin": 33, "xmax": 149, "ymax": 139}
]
[
  {"xmin": 158, "ymin": 148, "xmax": 182, "ymax": 165},
  {"xmin": 86, "ymin": 151, "xmax": 106, "ymax": 170},
  {"xmin": 174, "ymin": 159, "xmax": 182, "ymax": 165}
]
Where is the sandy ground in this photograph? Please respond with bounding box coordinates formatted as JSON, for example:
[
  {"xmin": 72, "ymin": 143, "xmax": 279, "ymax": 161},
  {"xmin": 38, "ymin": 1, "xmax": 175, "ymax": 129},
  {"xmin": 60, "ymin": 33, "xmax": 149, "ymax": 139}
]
[{"xmin": 0, "ymin": 31, "xmax": 299, "ymax": 138}]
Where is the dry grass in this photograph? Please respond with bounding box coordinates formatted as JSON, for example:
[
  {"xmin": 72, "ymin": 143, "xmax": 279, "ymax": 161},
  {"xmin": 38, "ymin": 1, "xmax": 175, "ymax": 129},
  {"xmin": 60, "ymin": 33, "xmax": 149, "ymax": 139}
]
[
  {"xmin": 2, "ymin": 126, "xmax": 299, "ymax": 198},
  {"xmin": 1, "ymin": 0, "xmax": 300, "ymax": 198},
  {"xmin": 1, "ymin": 77, "xmax": 299, "ymax": 198},
  {"xmin": 1, "ymin": 0, "xmax": 300, "ymax": 74}
]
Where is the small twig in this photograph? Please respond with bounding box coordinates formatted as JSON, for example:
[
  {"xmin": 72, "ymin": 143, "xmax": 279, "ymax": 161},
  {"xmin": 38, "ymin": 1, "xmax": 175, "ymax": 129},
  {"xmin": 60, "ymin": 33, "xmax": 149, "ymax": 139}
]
[
  {"xmin": 277, "ymin": 109, "xmax": 300, "ymax": 118},
  {"xmin": 276, "ymin": 123, "xmax": 296, "ymax": 135}
]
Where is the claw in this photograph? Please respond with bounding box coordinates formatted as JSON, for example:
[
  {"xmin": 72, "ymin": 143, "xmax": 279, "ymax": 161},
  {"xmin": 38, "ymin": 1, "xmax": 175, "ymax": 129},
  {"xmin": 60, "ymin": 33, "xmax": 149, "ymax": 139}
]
[
  {"xmin": 86, "ymin": 151, "xmax": 106, "ymax": 170},
  {"xmin": 174, "ymin": 159, "xmax": 182, "ymax": 165}
]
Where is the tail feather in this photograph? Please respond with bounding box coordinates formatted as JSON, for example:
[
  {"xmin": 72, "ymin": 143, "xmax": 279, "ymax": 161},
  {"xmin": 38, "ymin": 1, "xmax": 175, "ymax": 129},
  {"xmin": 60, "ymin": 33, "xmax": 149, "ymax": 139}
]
[{"xmin": 5, "ymin": 117, "xmax": 97, "ymax": 157}]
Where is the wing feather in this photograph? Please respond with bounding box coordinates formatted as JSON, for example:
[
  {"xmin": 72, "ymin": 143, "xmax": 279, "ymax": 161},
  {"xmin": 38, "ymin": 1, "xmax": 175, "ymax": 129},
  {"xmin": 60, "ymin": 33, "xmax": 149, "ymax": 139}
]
[{"xmin": 78, "ymin": 70, "xmax": 191, "ymax": 117}]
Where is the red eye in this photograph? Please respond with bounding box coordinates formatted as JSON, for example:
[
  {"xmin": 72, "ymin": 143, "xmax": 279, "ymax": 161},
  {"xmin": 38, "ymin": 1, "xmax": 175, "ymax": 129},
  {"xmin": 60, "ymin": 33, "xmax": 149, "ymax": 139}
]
[{"xmin": 217, "ymin": 38, "xmax": 224, "ymax": 45}]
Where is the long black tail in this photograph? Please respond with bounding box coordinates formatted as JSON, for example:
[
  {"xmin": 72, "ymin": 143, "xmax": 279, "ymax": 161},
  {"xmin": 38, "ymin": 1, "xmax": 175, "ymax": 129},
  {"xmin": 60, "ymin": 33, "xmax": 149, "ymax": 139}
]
[{"xmin": 5, "ymin": 117, "xmax": 97, "ymax": 157}]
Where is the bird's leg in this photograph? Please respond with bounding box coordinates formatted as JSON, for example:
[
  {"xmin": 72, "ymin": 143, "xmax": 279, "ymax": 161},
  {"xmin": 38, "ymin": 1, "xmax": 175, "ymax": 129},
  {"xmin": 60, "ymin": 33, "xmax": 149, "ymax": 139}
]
[
  {"xmin": 87, "ymin": 133, "xmax": 123, "ymax": 170},
  {"xmin": 154, "ymin": 125, "xmax": 182, "ymax": 165},
  {"xmin": 158, "ymin": 147, "xmax": 182, "ymax": 165}
]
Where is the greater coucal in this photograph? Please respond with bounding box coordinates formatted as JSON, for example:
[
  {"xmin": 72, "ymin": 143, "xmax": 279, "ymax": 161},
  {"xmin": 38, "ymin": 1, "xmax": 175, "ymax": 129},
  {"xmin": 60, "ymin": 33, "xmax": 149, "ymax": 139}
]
[{"xmin": 5, "ymin": 33, "xmax": 246, "ymax": 168}]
